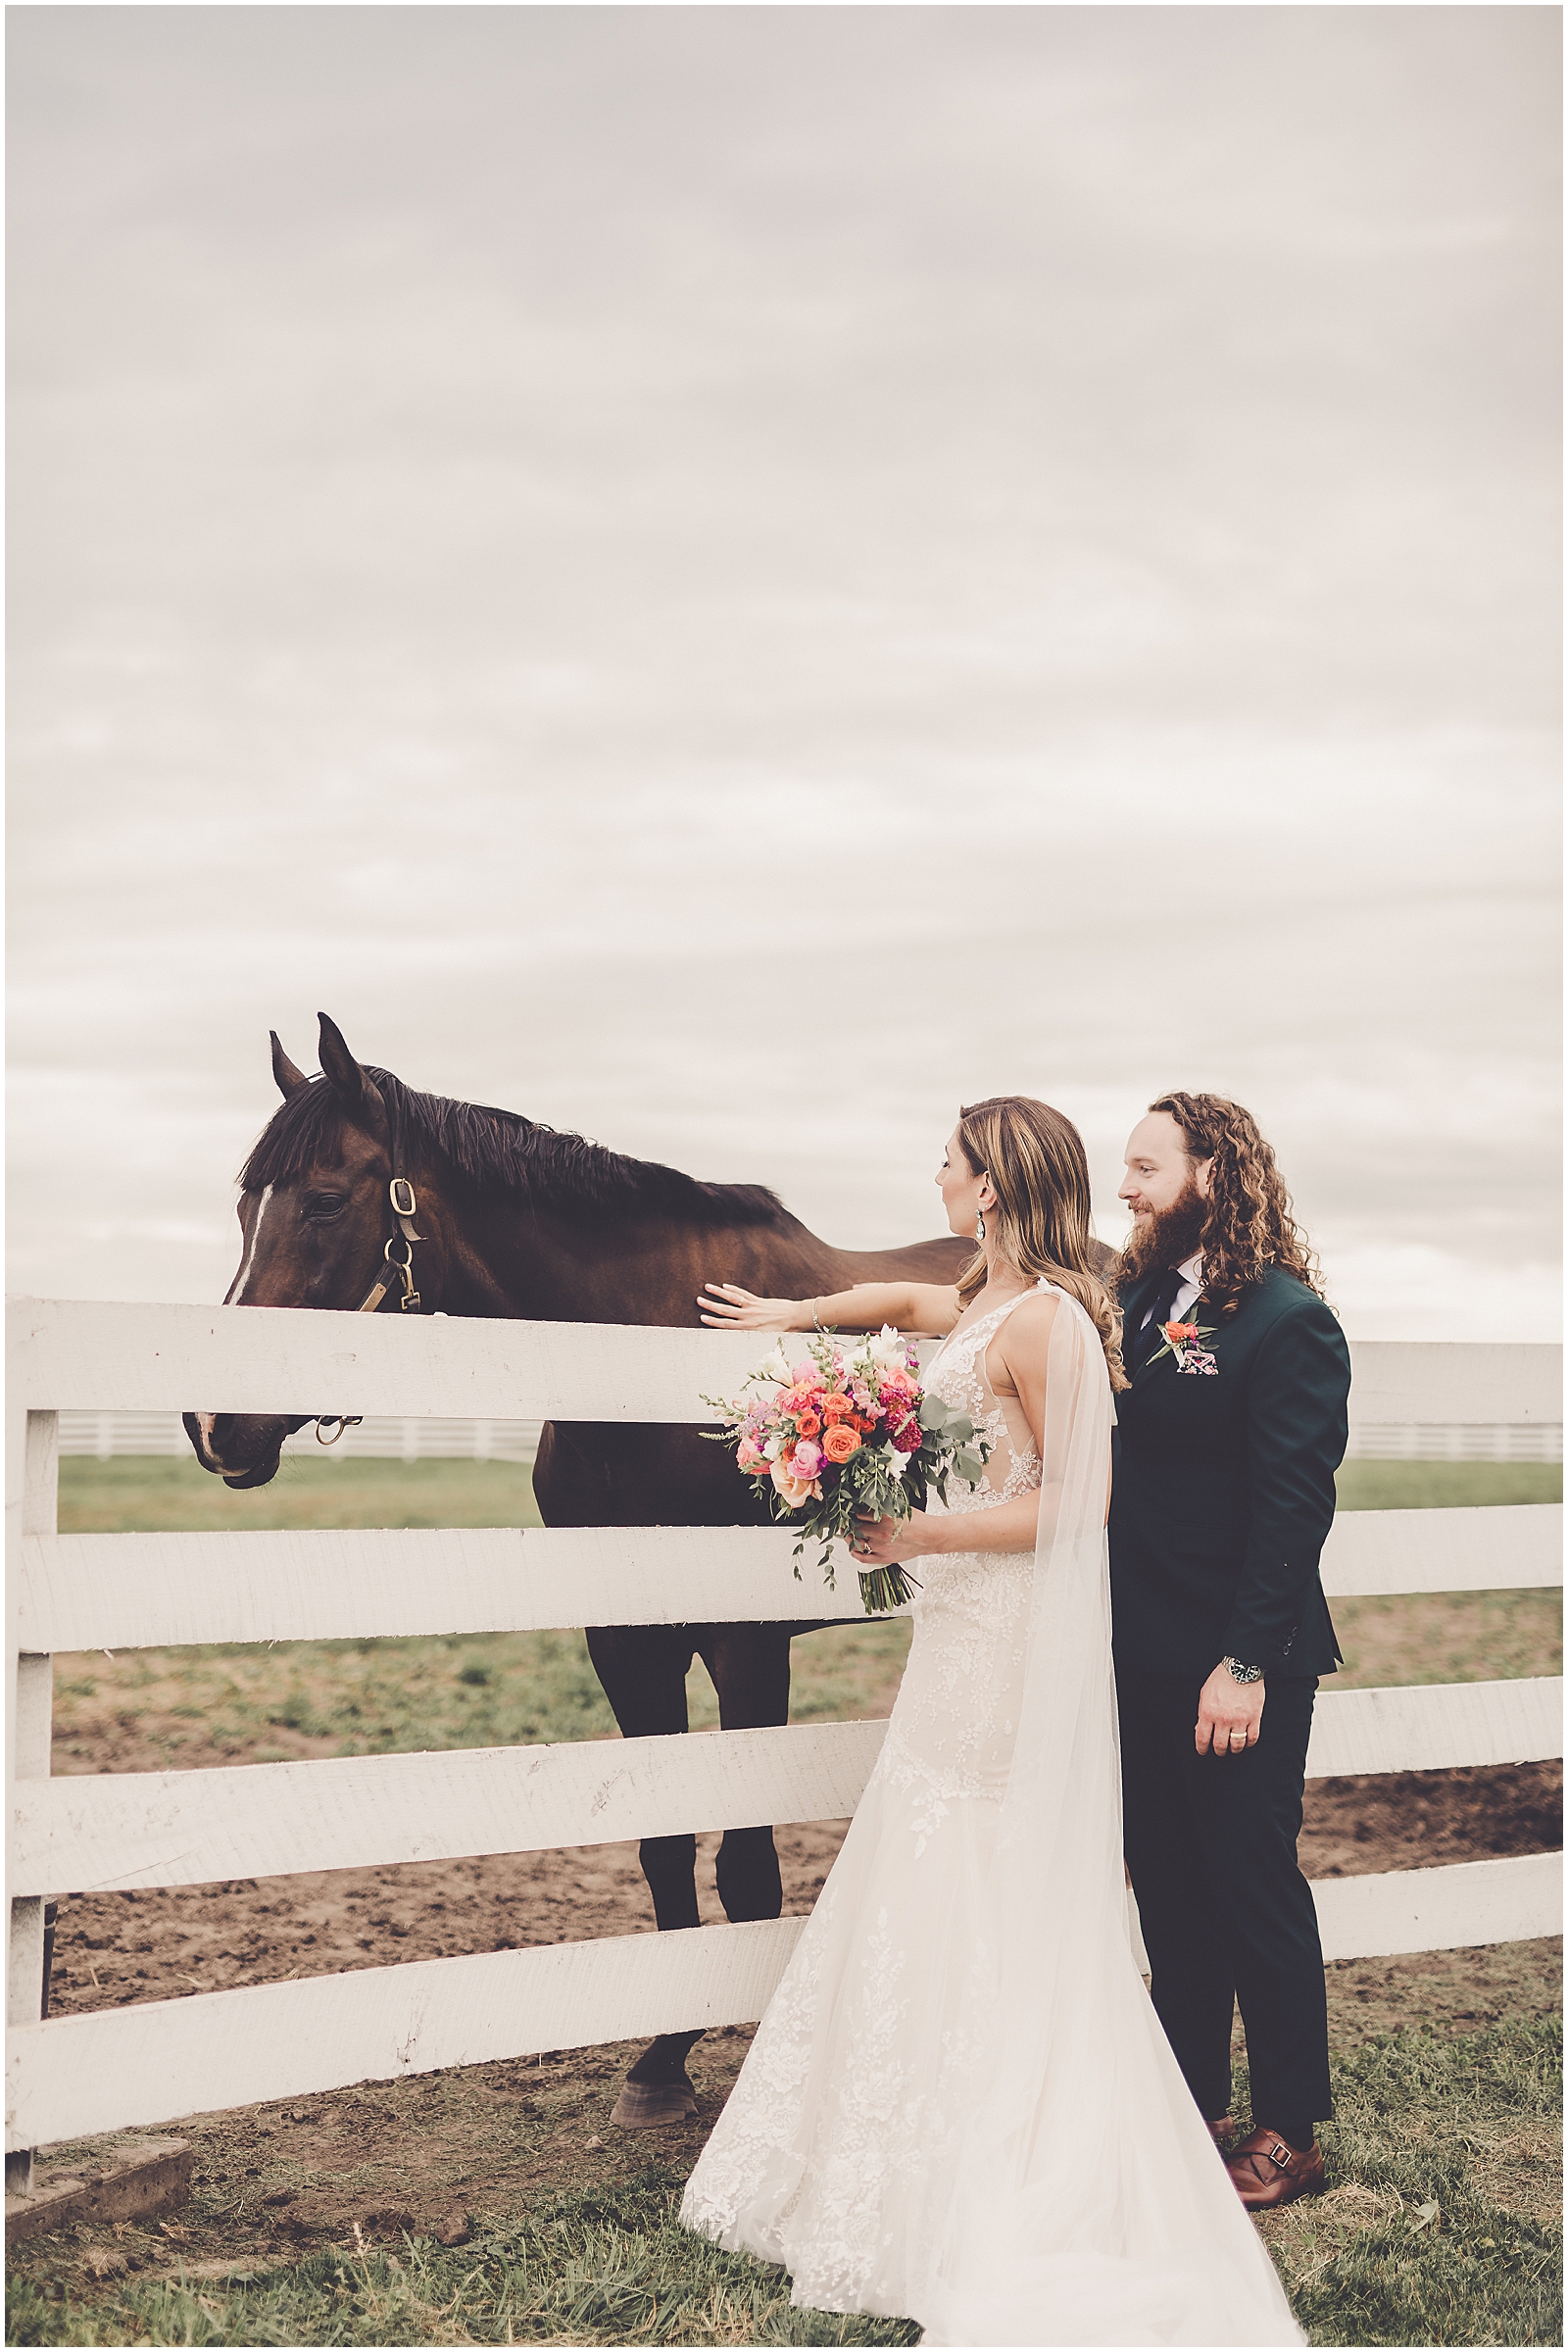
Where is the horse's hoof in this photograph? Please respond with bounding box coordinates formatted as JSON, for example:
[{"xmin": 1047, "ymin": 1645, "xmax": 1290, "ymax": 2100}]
[{"xmin": 611, "ymin": 2077, "xmax": 698, "ymax": 2130}]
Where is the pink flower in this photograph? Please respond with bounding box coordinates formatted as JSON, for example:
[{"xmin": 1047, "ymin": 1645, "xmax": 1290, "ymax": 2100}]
[
  {"xmin": 737, "ymin": 1436, "xmax": 767, "ymax": 1473},
  {"xmin": 771, "ymin": 1459, "xmax": 821, "ymax": 1508},
  {"xmin": 791, "ymin": 1439, "xmax": 823, "ymax": 1477}
]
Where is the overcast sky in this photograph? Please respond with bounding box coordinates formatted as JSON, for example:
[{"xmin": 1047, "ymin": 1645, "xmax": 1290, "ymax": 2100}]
[{"xmin": 8, "ymin": 6, "xmax": 1561, "ymax": 1339}]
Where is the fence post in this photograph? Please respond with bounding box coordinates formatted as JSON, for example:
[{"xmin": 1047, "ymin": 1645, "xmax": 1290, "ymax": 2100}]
[{"xmin": 7, "ymin": 1408, "xmax": 57, "ymax": 2191}]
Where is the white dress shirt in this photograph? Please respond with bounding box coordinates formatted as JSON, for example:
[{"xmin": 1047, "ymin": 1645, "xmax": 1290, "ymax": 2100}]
[{"xmin": 1141, "ymin": 1250, "xmax": 1204, "ymax": 1331}]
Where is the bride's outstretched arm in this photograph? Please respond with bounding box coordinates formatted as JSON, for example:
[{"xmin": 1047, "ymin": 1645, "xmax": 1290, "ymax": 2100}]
[
  {"xmin": 698, "ymin": 1280, "xmax": 961, "ymax": 1336},
  {"xmin": 856, "ymin": 1290, "xmax": 1065, "ymax": 1565}
]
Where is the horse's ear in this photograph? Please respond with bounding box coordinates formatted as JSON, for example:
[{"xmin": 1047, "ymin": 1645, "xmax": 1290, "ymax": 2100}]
[
  {"xmin": 270, "ymin": 1032, "xmax": 310, "ymax": 1100},
  {"xmin": 317, "ymin": 1011, "xmax": 389, "ymax": 1141}
]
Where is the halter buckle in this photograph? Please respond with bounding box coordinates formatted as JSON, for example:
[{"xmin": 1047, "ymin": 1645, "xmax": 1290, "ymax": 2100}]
[{"xmin": 389, "ymin": 1176, "xmax": 417, "ymax": 1219}]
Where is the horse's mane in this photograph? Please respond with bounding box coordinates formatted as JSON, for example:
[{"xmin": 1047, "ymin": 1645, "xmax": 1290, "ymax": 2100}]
[{"xmin": 237, "ymin": 1069, "xmax": 790, "ymax": 1230}]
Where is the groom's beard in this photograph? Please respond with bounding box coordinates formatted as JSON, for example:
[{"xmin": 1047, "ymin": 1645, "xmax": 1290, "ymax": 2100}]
[{"xmin": 1118, "ymin": 1179, "xmax": 1210, "ymax": 1285}]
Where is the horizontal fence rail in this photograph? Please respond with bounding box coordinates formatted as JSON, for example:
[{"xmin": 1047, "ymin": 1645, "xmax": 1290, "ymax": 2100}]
[
  {"xmin": 14, "ymin": 1505, "xmax": 1563, "ymax": 1655},
  {"xmin": 13, "ymin": 1681, "xmax": 1561, "ymax": 1900},
  {"xmin": 12, "ymin": 1298, "xmax": 1562, "ymax": 1427},
  {"xmin": 5, "ymin": 1917, "xmax": 808, "ymax": 2154},
  {"xmin": 7, "ymin": 1300, "xmax": 1562, "ymax": 2159},
  {"xmin": 9, "ymin": 1852, "xmax": 1562, "ymax": 2153},
  {"xmin": 12, "ymin": 1721, "xmax": 887, "ymax": 1897},
  {"xmin": 1312, "ymin": 1850, "xmax": 1561, "ymax": 1963}
]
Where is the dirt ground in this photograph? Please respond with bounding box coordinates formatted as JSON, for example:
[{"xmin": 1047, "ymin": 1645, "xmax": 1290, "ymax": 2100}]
[{"xmin": 42, "ymin": 1754, "xmax": 1562, "ymax": 2029}]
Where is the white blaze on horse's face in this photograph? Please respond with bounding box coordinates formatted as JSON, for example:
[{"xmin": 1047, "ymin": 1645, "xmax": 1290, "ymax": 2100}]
[{"xmin": 226, "ymin": 1184, "xmax": 274, "ymax": 1304}]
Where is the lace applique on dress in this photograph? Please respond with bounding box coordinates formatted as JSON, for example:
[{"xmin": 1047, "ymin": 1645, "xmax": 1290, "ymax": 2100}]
[
  {"xmin": 874, "ymin": 1287, "xmax": 1046, "ymax": 1840},
  {"xmin": 680, "ymin": 1287, "xmax": 1054, "ymax": 2318}
]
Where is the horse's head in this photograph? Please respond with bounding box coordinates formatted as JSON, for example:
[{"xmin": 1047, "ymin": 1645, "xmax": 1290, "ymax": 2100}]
[{"xmin": 183, "ymin": 1011, "xmax": 444, "ymax": 1487}]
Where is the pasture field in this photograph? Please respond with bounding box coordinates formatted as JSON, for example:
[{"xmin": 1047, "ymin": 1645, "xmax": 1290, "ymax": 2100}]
[
  {"xmin": 53, "ymin": 1449, "xmax": 1565, "ymax": 1534},
  {"xmin": 12, "ymin": 1453, "xmax": 1561, "ymax": 2346},
  {"xmin": 49, "ymin": 1455, "xmax": 1564, "ymax": 1773}
]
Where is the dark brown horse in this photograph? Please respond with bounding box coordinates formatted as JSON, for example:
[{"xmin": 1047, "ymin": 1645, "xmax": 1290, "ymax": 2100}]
[{"xmin": 185, "ymin": 1012, "xmax": 969, "ymax": 2123}]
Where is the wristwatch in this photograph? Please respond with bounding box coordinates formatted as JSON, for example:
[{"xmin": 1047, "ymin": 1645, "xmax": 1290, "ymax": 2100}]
[{"xmin": 1222, "ymin": 1655, "xmax": 1264, "ymax": 1685}]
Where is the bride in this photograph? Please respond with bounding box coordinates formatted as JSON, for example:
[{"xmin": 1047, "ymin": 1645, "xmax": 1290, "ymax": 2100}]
[{"xmin": 679, "ymin": 1097, "xmax": 1301, "ymax": 2346}]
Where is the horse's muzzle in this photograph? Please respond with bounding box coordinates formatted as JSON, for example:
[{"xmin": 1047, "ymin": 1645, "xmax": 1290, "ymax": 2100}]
[{"xmin": 182, "ymin": 1411, "xmax": 291, "ymax": 1487}]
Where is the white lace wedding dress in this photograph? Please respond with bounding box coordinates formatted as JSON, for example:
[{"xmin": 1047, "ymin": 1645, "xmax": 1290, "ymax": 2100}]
[{"xmin": 680, "ymin": 1284, "xmax": 1303, "ymax": 2346}]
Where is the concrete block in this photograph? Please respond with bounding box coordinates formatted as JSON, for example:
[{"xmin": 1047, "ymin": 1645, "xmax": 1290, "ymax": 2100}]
[{"xmin": 5, "ymin": 2136, "xmax": 191, "ymax": 2244}]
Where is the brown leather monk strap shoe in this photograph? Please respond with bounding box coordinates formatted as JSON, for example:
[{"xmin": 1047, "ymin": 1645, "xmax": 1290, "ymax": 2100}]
[{"xmin": 1225, "ymin": 2125, "xmax": 1326, "ymax": 2210}]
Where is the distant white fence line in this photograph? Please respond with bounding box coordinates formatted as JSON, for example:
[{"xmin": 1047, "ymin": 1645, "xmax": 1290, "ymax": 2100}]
[
  {"xmin": 59, "ymin": 1409, "xmax": 543, "ymax": 1464},
  {"xmin": 56, "ymin": 1408, "xmax": 1565, "ymax": 1466},
  {"xmin": 7, "ymin": 1301, "xmax": 1562, "ymax": 2161}
]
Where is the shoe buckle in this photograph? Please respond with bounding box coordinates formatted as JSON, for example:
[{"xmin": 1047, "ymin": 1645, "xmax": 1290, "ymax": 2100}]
[{"xmin": 1266, "ymin": 2140, "xmax": 1293, "ymax": 2171}]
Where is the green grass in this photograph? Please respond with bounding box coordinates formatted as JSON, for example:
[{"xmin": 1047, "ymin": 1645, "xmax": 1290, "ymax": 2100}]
[
  {"xmin": 56, "ymin": 1455, "xmax": 544, "ymax": 1534},
  {"xmin": 1335, "ymin": 1461, "xmax": 1561, "ymax": 1513},
  {"xmin": 8, "ymin": 2022, "xmax": 1559, "ymax": 2347},
  {"xmin": 51, "ymin": 1619, "xmax": 912, "ymax": 1772},
  {"xmin": 3, "ymin": 2164, "xmax": 921, "ymax": 2346},
  {"xmin": 55, "ymin": 1452, "xmax": 1563, "ymax": 1538},
  {"xmin": 1260, "ymin": 2016, "xmax": 1563, "ymax": 2346},
  {"xmin": 1331, "ymin": 1589, "xmax": 1560, "ymax": 1690}
]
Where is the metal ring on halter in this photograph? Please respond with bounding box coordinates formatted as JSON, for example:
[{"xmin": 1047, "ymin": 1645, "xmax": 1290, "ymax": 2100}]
[
  {"xmin": 384, "ymin": 1234, "xmax": 414, "ymax": 1269},
  {"xmin": 315, "ymin": 1415, "xmax": 364, "ymax": 1446}
]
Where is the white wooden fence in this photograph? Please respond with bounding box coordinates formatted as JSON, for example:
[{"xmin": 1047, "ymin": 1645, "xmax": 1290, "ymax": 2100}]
[
  {"xmin": 6, "ymin": 1300, "xmax": 1562, "ymax": 2158},
  {"xmin": 54, "ymin": 1409, "xmax": 1563, "ymax": 1465}
]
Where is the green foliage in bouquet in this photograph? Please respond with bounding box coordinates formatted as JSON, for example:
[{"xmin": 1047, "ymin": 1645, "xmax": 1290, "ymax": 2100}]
[{"xmin": 704, "ymin": 1326, "xmax": 991, "ymax": 1614}]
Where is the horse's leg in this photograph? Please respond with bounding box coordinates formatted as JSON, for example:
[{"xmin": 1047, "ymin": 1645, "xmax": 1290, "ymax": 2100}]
[
  {"xmin": 698, "ymin": 1624, "xmax": 792, "ymax": 1925},
  {"xmin": 583, "ymin": 1623, "xmax": 709, "ymax": 2127}
]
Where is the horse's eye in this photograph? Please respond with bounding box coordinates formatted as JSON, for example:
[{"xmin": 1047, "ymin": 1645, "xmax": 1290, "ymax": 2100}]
[{"xmin": 302, "ymin": 1192, "xmax": 348, "ymax": 1220}]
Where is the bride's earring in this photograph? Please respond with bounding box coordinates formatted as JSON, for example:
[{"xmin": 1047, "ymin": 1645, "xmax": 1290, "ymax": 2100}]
[{"xmin": 975, "ymin": 1209, "xmax": 986, "ymax": 1241}]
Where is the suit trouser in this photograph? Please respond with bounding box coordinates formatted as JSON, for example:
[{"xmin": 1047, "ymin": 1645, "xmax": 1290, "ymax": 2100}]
[{"xmin": 1116, "ymin": 1662, "xmax": 1333, "ymax": 2129}]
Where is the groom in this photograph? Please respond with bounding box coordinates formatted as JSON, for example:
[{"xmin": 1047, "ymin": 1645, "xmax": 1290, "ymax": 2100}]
[{"xmin": 1109, "ymin": 1092, "xmax": 1350, "ymax": 2210}]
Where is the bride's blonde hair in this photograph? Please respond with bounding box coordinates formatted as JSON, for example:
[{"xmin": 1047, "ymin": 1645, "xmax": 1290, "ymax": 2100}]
[{"xmin": 956, "ymin": 1096, "xmax": 1128, "ymax": 1392}]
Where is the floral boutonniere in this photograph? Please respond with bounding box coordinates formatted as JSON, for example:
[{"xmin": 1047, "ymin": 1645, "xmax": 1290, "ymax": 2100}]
[{"xmin": 1148, "ymin": 1316, "xmax": 1219, "ymax": 1376}]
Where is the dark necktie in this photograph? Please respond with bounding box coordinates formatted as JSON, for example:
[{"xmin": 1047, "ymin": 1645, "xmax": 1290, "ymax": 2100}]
[{"xmin": 1132, "ymin": 1266, "xmax": 1186, "ymax": 1372}]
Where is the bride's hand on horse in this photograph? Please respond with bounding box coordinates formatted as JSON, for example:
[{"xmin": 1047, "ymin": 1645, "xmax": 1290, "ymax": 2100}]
[{"xmin": 699, "ymin": 1283, "xmax": 805, "ymax": 1330}]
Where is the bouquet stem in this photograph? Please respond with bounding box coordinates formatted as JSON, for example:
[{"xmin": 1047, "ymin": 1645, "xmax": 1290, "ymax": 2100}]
[{"xmin": 858, "ymin": 1562, "xmax": 919, "ymax": 1614}]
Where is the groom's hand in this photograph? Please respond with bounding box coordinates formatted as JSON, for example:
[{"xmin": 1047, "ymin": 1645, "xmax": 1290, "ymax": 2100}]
[{"xmin": 1195, "ymin": 1662, "xmax": 1265, "ymax": 1756}]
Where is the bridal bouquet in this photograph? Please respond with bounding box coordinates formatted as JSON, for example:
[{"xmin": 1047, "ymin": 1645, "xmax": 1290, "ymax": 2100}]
[{"xmin": 704, "ymin": 1326, "xmax": 990, "ymax": 1612}]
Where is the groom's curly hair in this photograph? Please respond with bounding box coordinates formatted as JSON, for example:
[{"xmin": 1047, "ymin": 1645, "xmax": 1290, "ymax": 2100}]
[{"xmin": 1150, "ymin": 1093, "xmax": 1327, "ymax": 1318}]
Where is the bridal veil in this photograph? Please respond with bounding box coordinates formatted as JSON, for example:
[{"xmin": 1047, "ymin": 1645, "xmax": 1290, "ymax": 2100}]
[{"xmin": 916, "ymin": 1289, "xmax": 1302, "ymax": 2347}]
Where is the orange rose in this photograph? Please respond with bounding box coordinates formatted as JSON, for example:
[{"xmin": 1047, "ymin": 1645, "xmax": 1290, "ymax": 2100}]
[
  {"xmin": 795, "ymin": 1411, "xmax": 821, "ymax": 1438},
  {"xmin": 821, "ymin": 1423, "xmax": 860, "ymax": 1464},
  {"xmin": 821, "ymin": 1392, "xmax": 853, "ymax": 1421}
]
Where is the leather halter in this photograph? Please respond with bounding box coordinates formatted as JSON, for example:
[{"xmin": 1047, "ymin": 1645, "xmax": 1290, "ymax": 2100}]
[
  {"xmin": 353, "ymin": 1174, "xmax": 425, "ymax": 1314},
  {"xmin": 315, "ymin": 1104, "xmax": 426, "ymax": 1447}
]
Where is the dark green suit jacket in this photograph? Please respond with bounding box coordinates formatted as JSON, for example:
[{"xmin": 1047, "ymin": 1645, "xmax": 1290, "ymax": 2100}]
[{"xmin": 1109, "ymin": 1264, "xmax": 1349, "ymax": 1681}]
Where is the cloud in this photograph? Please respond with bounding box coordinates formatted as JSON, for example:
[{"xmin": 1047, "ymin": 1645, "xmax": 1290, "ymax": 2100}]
[{"xmin": 6, "ymin": 10, "xmax": 1559, "ymax": 1335}]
